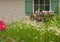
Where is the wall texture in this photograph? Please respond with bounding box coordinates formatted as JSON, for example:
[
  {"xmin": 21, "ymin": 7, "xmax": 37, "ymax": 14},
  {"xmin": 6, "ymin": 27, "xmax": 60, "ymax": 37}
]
[{"xmin": 0, "ymin": 0, "xmax": 25, "ymax": 23}]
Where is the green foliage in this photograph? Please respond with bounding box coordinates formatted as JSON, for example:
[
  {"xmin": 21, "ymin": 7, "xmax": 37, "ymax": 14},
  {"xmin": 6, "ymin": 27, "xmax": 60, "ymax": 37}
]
[
  {"xmin": 43, "ymin": 14, "xmax": 55, "ymax": 22},
  {"xmin": 0, "ymin": 15, "xmax": 60, "ymax": 42}
]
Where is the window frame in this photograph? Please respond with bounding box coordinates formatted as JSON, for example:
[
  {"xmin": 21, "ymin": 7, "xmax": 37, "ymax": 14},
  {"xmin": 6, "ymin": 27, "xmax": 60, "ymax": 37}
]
[{"xmin": 33, "ymin": 0, "xmax": 51, "ymax": 12}]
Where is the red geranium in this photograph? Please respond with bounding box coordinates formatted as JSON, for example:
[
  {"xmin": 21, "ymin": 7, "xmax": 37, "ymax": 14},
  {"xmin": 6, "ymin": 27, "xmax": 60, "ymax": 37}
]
[
  {"xmin": 0, "ymin": 19, "xmax": 6, "ymax": 31},
  {"xmin": 48, "ymin": 11, "xmax": 52, "ymax": 14},
  {"xmin": 32, "ymin": 12, "xmax": 38, "ymax": 17},
  {"xmin": 41, "ymin": 11, "xmax": 45, "ymax": 14}
]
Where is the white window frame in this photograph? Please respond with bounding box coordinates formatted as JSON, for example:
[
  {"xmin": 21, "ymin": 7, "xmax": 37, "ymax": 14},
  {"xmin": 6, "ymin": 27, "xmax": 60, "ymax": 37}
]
[
  {"xmin": 33, "ymin": 0, "xmax": 51, "ymax": 12},
  {"xmin": 50, "ymin": 0, "xmax": 51, "ymax": 11}
]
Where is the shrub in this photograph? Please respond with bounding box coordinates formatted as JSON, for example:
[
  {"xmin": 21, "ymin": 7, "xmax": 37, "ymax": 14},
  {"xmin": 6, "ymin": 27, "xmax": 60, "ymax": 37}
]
[{"xmin": 0, "ymin": 19, "xmax": 60, "ymax": 42}]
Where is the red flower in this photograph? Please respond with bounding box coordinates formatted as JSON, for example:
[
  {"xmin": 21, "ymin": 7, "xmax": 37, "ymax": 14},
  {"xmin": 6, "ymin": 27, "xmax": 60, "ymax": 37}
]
[
  {"xmin": 48, "ymin": 11, "xmax": 51, "ymax": 14},
  {"xmin": 41, "ymin": 11, "xmax": 45, "ymax": 14},
  {"xmin": 0, "ymin": 19, "xmax": 6, "ymax": 31},
  {"xmin": 32, "ymin": 12, "xmax": 38, "ymax": 17}
]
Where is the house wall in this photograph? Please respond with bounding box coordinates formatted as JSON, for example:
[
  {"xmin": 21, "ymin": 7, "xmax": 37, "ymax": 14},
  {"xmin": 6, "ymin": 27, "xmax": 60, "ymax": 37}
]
[{"xmin": 0, "ymin": 0, "xmax": 25, "ymax": 23}]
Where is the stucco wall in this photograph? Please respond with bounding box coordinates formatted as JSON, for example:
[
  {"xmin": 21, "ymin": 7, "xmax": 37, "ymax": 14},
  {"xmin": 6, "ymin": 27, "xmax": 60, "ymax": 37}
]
[{"xmin": 0, "ymin": 0, "xmax": 25, "ymax": 23}]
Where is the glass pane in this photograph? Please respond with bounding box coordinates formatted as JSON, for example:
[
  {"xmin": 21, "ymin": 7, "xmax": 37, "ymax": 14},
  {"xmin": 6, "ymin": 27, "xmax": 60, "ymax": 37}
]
[
  {"xmin": 34, "ymin": 0, "xmax": 50, "ymax": 12},
  {"xmin": 34, "ymin": 0, "xmax": 38, "ymax": 4},
  {"xmin": 45, "ymin": 0, "xmax": 50, "ymax": 11},
  {"xmin": 45, "ymin": 6, "xmax": 50, "ymax": 11},
  {"xmin": 40, "ymin": 0, "xmax": 44, "ymax": 4},
  {"xmin": 34, "ymin": 0, "xmax": 38, "ymax": 12},
  {"xmin": 40, "ymin": 0, "xmax": 44, "ymax": 11},
  {"xmin": 45, "ymin": 0, "xmax": 50, "ymax": 4},
  {"xmin": 40, "ymin": 5, "xmax": 44, "ymax": 11},
  {"xmin": 34, "ymin": 6, "xmax": 38, "ymax": 12}
]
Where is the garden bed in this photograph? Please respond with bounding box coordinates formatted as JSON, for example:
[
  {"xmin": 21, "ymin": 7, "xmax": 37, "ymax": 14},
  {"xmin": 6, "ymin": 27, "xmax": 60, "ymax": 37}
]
[{"xmin": 0, "ymin": 15, "xmax": 60, "ymax": 42}]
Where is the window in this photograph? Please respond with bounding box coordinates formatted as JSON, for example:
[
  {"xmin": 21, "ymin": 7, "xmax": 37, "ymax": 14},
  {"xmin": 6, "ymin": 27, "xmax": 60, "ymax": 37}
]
[{"xmin": 34, "ymin": 0, "xmax": 50, "ymax": 12}]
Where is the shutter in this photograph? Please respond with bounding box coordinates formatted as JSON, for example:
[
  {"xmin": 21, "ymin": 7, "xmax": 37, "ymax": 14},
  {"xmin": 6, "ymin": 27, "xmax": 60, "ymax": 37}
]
[
  {"xmin": 51, "ymin": 0, "xmax": 59, "ymax": 13},
  {"xmin": 25, "ymin": 0, "xmax": 33, "ymax": 16}
]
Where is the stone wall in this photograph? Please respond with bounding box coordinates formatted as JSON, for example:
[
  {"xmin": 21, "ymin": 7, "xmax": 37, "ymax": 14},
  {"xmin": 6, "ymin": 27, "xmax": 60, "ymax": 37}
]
[{"xmin": 0, "ymin": 0, "xmax": 25, "ymax": 23}]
